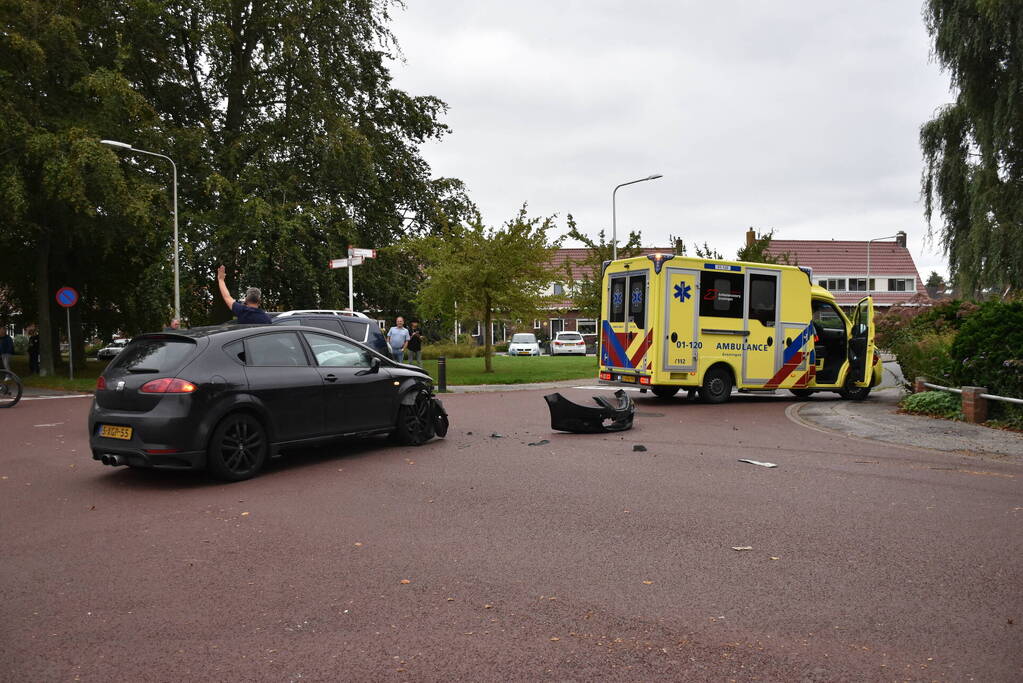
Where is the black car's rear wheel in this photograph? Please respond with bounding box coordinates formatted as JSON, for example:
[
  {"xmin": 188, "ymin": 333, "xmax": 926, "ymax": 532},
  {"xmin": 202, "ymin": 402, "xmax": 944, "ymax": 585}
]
[
  {"xmin": 207, "ymin": 413, "xmax": 268, "ymax": 481},
  {"xmin": 395, "ymin": 389, "xmax": 436, "ymax": 446}
]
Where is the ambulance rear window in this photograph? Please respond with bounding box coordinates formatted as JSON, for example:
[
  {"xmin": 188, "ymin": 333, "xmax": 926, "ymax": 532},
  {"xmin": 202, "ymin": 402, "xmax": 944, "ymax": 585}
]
[
  {"xmin": 609, "ymin": 279, "xmax": 626, "ymax": 322},
  {"xmin": 699, "ymin": 272, "xmax": 744, "ymax": 318}
]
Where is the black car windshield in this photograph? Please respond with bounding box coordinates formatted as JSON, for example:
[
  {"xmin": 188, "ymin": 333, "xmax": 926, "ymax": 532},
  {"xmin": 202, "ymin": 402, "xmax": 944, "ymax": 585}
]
[{"xmin": 108, "ymin": 339, "xmax": 197, "ymax": 375}]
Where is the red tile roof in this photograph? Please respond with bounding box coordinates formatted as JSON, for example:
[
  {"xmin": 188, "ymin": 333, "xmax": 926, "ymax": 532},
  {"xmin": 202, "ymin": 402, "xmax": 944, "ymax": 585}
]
[
  {"xmin": 553, "ymin": 247, "xmax": 674, "ymax": 281},
  {"xmin": 764, "ymin": 239, "xmax": 925, "ymax": 306}
]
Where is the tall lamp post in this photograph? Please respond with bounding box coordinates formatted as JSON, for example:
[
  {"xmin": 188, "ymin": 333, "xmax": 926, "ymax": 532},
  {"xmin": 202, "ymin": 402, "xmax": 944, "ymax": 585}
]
[
  {"xmin": 612, "ymin": 174, "xmax": 663, "ymax": 261},
  {"xmin": 101, "ymin": 140, "xmax": 180, "ymax": 322},
  {"xmin": 866, "ymin": 233, "xmax": 901, "ymax": 294}
]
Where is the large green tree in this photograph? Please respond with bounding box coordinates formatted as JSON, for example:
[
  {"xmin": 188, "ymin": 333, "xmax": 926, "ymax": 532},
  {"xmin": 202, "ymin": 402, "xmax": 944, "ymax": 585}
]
[
  {"xmin": 114, "ymin": 0, "xmax": 473, "ymax": 322},
  {"xmin": 415, "ymin": 208, "xmax": 562, "ymax": 372},
  {"xmin": 921, "ymin": 0, "xmax": 1023, "ymax": 296},
  {"xmin": 0, "ymin": 0, "xmax": 171, "ymax": 374}
]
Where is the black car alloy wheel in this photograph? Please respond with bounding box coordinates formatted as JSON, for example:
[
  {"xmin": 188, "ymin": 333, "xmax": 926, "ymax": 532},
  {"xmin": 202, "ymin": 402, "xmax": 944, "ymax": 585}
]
[
  {"xmin": 207, "ymin": 413, "xmax": 268, "ymax": 481},
  {"xmin": 396, "ymin": 389, "xmax": 436, "ymax": 446}
]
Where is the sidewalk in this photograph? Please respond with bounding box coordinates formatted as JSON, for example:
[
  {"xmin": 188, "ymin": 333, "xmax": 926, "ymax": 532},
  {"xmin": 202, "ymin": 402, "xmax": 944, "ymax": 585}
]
[{"xmin": 791, "ymin": 387, "xmax": 1023, "ymax": 459}]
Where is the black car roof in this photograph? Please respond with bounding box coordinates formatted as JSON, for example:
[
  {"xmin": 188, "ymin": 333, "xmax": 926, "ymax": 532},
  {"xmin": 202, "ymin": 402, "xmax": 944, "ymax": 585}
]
[{"xmin": 271, "ymin": 313, "xmax": 371, "ymax": 324}]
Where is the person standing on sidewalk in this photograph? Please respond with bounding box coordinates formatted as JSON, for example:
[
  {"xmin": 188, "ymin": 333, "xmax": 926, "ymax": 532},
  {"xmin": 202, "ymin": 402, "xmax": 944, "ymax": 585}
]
[
  {"xmin": 27, "ymin": 324, "xmax": 40, "ymax": 374},
  {"xmin": 386, "ymin": 317, "xmax": 410, "ymax": 362},
  {"xmin": 0, "ymin": 327, "xmax": 14, "ymax": 372},
  {"xmin": 407, "ymin": 321, "xmax": 423, "ymax": 366}
]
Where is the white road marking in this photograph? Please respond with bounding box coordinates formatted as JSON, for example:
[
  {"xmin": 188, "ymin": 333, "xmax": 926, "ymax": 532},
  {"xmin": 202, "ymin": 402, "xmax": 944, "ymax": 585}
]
[
  {"xmin": 573, "ymin": 385, "xmax": 643, "ymax": 392},
  {"xmin": 33, "ymin": 422, "xmax": 65, "ymax": 427}
]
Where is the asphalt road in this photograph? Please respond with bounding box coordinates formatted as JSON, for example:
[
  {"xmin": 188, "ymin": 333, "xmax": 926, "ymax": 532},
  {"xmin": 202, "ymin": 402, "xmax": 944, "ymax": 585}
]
[{"xmin": 2, "ymin": 389, "xmax": 1021, "ymax": 681}]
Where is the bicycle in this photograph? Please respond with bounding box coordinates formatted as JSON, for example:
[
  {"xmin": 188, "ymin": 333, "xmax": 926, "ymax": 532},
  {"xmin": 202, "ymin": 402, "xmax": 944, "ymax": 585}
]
[{"xmin": 0, "ymin": 369, "xmax": 23, "ymax": 408}]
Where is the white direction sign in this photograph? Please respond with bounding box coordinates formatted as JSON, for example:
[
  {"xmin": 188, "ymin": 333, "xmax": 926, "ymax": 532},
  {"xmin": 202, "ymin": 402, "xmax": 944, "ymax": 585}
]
[
  {"xmin": 329, "ymin": 256, "xmax": 364, "ymax": 269},
  {"xmin": 348, "ymin": 247, "xmax": 377, "ymax": 258}
]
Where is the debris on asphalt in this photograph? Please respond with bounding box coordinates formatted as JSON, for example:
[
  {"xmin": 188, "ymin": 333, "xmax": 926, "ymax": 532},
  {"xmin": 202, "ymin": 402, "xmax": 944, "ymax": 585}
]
[
  {"xmin": 731, "ymin": 546, "xmax": 753, "ymax": 551},
  {"xmin": 490, "ymin": 433, "xmax": 503, "ymax": 438},
  {"xmin": 466, "ymin": 431, "xmax": 473, "ymax": 435},
  {"xmin": 633, "ymin": 444, "xmax": 647, "ymax": 452},
  {"xmin": 854, "ymin": 461, "xmax": 879, "ymax": 464},
  {"xmin": 544, "ymin": 389, "xmax": 635, "ymax": 433},
  {"xmin": 737, "ymin": 459, "xmax": 777, "ymax": 468},
  {"xmin": 527, "ymin": 439, "xmax": 550, "ymax": 447}
]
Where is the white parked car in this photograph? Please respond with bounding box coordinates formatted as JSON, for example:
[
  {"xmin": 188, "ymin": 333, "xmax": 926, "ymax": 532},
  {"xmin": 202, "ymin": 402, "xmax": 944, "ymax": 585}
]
[
  {"xmin": 507, "ymin": 333, "xmax": 541, "ymax": 357},
  {"xmin": 551, "ymin": 331, "xmax": 587, "ymax": 356},
  {"xmin": 97, "ymin": 338, "xmax": 130, "ymax": 360}
]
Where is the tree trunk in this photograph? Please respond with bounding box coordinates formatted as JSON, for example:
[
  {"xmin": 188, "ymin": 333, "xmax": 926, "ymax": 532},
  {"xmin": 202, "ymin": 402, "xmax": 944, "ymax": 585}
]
[
  {"xmin": 35, "ymin": 234, "xmax": 54, "ymax": 376},
  {"xmin": 483, "ymin": 294, "xmax": 493, "ymax": 373}
]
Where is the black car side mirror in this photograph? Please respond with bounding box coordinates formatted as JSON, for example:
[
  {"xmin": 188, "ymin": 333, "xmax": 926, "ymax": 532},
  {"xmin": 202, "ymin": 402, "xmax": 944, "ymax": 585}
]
[{"xmin": 355, "ymin": 357, "xmax": 381, "ymax": 376}]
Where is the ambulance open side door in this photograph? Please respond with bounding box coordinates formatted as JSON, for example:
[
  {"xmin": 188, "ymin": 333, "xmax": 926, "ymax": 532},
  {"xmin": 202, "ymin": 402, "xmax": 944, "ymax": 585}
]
[{"xmin": 847, "ymin": 296, "xmax": 875, "ymax": 385}]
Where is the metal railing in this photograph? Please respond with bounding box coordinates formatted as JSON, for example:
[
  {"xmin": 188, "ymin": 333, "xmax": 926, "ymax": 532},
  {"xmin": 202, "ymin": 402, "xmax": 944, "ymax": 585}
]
[{"xmin": 920, "ymin": 382, "xmax": 1023, "ymax": 406}]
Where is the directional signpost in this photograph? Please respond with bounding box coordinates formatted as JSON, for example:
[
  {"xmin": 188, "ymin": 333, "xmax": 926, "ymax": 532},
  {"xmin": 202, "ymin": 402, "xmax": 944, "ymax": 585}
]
[
  {"xmin": 328, "ymin": 247, "xmax": 377, "ymax": 313},
  {"xmin": 55, "ymin": 286, "xmax": 79, "ymax": 380}
]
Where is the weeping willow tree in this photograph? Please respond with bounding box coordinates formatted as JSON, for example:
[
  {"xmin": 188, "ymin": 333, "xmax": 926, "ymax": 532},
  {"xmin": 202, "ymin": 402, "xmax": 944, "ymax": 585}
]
[{"xmin": 921, "ymin": 1, "xmax": 1023, "ymax": 297}]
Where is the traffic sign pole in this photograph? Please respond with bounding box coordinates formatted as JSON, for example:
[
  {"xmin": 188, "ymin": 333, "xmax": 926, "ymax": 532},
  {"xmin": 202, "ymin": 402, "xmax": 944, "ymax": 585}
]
[
  {"xmin": 328, "ymin": 247, "xmax": 376, "ymax": 314},
  {"xmin": 55, "ymin": 286, "xmax": 79, "ymax": 380},
  {"xmin": 348, "ymin": 262, "xmax": 354, "ymax": 314}
]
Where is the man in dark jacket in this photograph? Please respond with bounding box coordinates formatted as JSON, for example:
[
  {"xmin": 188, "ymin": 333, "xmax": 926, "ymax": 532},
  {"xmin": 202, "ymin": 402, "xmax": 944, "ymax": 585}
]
[
  {"xmin": 27, "ymin": 324, "xmax": 40, "ymax": 374},
  {"xmin": 0, "ymin": 327, "xmax": 14, "ymax": 372}
]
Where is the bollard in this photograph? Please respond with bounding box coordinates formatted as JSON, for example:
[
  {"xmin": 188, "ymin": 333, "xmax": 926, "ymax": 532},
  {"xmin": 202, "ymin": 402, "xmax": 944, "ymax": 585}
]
[
  {"xmin": 914, "ymin": 377, "xmax": 927, "ymax": 394},
  {"xmin": 437, "ymin": 356, "xmax": 447, "ymax": 393},
  {"xmin": 961, "ymin": 386, "xmax": 988, "ymax": 423}
]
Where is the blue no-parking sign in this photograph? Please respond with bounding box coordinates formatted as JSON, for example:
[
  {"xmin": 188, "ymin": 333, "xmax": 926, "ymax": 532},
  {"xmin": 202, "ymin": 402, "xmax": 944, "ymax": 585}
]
[{"xmin": 56, "ymin": 286, "xmax": 79, "ymax": 308}]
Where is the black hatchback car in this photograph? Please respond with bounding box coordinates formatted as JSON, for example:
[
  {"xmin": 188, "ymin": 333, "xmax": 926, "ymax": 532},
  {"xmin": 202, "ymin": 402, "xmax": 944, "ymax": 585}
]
[{"xmin": 89, "ymin": 325, "xmax": 446, "ymax": 481}]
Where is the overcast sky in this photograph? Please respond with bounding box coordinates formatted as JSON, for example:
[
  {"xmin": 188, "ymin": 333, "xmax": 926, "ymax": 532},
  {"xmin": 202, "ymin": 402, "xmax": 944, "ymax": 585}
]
[{"xmin": 390, "ymin": 1, "xmax": 952, "ymax": 278}]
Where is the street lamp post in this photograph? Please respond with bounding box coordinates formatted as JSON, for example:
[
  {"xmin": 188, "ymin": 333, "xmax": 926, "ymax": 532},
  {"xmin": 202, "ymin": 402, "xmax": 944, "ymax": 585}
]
[
  {"xmin": 101, "ymin": 140, "xmax": 180, "ymax": 322},
  {"xmin": 612, "ymin": 174, "xmax": 663, "ymax": 261},
  {"xmin": 866, "ymin": 234, "xmax": 901, "ymax": 294}
]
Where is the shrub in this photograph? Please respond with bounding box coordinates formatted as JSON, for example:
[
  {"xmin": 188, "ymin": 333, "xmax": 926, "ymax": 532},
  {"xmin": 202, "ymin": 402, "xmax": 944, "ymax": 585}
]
[
  {"xmin": 949, "ymin": 301, "xmax": 1023, "ymax": 425},
  {"xmin": 422, "ymin": 343, "xmax": 480, "ymax": 360},
  {"xmin": 493, "ymin": 342, "xmax": 509, "ymax": 353},
  {"xmin": 892, "ymin": 331, "xmax": 958, "ymax": 388},
  {"xmin": 900, "ymin": 390, "xmax": 961, "ymax": 419},
  {"xmin": 12, "ymin": 334, "xmax": 28, "ymax": 355},
  {"xmin": 874, "ymin": 300, "xmax": 979, "ymax": 390}
]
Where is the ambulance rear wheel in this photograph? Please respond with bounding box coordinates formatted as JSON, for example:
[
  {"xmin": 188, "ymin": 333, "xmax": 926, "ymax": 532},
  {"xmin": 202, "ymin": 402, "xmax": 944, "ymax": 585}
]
[
  {"xmin": 700, "ymin": 366, "xmax": 732, "ymax": 404},
  {"xmin": 650, "ymin": 385, "xmax": 680, "ymax": 400},
  {"xmin": 789, "ymin": 389, "xmax": 814, "ymax": 399}
]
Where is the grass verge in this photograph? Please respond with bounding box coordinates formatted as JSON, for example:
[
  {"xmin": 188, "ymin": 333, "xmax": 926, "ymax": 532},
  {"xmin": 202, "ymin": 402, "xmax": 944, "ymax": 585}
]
[{"xmin": 6, "ymin": 353, "xmax": 598, "ymax": 392}]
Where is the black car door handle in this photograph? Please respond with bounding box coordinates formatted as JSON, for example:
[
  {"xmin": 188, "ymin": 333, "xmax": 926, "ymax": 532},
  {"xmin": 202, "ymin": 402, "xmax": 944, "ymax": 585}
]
[{"xmin": 324, "ymin": 373, "xmax": 338, "ymax": 382}]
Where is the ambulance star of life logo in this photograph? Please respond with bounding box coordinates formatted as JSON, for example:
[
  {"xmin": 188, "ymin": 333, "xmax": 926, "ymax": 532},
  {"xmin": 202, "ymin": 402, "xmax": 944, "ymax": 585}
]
[
  {"xmin": 673, "ymin": 281, "xmax": 692, "ymax": 302},
  {"xmin": 612, "ymin": 290, "xmax": 624, "ymax": 306}
]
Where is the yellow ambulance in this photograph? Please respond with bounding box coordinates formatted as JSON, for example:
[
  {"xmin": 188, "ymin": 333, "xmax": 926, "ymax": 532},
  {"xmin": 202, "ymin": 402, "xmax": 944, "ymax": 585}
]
[{"xmin": 598, "ymin": 253, "xmax": 882, "ymax": 402}]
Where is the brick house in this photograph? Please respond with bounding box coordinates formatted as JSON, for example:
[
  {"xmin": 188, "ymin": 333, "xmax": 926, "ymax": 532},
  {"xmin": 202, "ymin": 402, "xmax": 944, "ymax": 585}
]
[{"xmin": 760, "ymin": 230, "xmax": 926, "ymax": 309}]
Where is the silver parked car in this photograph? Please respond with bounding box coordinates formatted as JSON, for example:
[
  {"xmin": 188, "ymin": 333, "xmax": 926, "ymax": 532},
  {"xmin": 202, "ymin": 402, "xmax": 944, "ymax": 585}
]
[
  {"xmin": 507, "ymin": 333, "xmax": 541, "ymax": 356},
  {"xmin": 96, "ymin": 338, "xmax": 130, "ymax": 360}
]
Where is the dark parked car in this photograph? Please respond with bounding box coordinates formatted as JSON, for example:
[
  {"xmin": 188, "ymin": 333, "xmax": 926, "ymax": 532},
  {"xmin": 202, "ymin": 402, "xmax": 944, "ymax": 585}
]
[
  {"xmin": 270, "ymin": 312, "xmax": 388, "ymax": 356},
  {"xmin": 89, "ymin": 324, "xmax": 446, "ymax": 481}
]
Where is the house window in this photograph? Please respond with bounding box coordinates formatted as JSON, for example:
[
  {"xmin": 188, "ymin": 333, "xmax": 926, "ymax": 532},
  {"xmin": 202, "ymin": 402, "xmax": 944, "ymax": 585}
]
[
  {"xmin": 888, "ymin": 278, "xmax": 914, "ymax": 292},
  {"xmin": 819, "ymin": 278, "xmax": 846, "ymax": 291},
  {"xmin": 472, "ymin": 321, "xmax": 481, "ymax": 336},
  {"xmin": 552, "ymin": 283, "xmax": 564, "ymax": 296},
  {"xmin": 533, "ymin": 319, "xmax": 541, "ymax": 329},
  {"xmin": 576, "ymin": 319, "xmax": 597, "ymax": 335},
  {"xmin": 848, "ymin": 278, "xmax": 875, "ymax": 292}
]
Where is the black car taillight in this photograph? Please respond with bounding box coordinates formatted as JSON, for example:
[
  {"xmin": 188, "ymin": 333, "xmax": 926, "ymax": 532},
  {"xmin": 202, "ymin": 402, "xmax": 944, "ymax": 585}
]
[{"xmin": 139, "ymin": 378, "xmax": 197, "ymax": 394}]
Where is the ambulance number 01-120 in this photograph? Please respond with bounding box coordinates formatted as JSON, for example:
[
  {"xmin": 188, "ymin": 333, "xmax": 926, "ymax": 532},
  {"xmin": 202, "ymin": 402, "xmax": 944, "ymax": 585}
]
[{"xmin": 675, "ymin": 340, "xmax": 703, "ymax": 349}]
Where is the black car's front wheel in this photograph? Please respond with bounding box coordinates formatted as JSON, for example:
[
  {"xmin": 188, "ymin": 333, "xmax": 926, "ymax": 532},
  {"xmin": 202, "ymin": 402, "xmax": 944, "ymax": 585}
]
[
  {"xmin": 395, "ymin": 389, "xmax": 436, "ymax": 446},
  {"xmin": 207, "ymin": 413, "xmax": 268, "ymax": 481}
]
